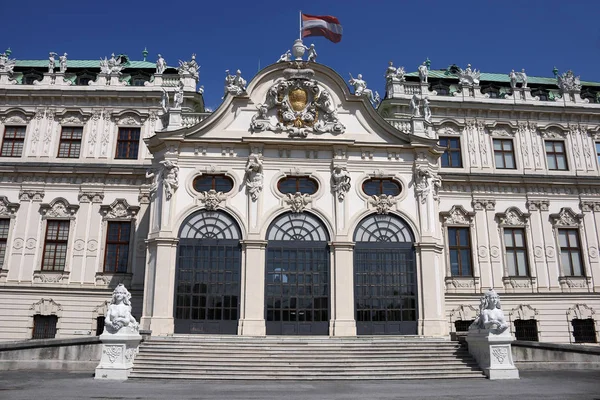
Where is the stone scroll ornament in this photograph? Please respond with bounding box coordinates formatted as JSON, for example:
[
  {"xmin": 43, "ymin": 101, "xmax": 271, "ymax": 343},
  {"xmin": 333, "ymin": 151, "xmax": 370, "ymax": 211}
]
[{"xmin": 250, "ymin": 66, "xmax": 345, "ymax": 138}]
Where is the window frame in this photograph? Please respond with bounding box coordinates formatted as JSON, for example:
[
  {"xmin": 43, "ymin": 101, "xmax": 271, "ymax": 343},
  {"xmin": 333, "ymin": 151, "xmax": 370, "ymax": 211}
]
[
  {"xmin": 493, "ymin": 138, "xmax": 516, "ymax": 169},
  {"xmin": 277, "ymin": 176, "xmax": 319, "ymax": 195},
  {"xmin": 447, "ymin": 226, "xmax": 473, "ymax": 277},
  {"xmin": 595, "ymin": 142, "xmax": 600, "ymax": 168},
  {"xmin": 545, "ymin": 140, "xmax": 568, "ymax": 171},
  {"xmin": 439, "ymin": 136, "xmax": 463, "ymax": 168},
  {"xmin": 103, "ymin": 221, "xmax": 132, "ymax": 273},
  {"xmin": 361, "ymin": 178, "xmax": 402, "ymax": 197},
  {"xmin": 558, "ymin": 228, "xmax": 584, "ymax": 277},
  {"xmin": 41, "ymin": 220, "xmax": 70, "ymax": 271},
  {"xmin": 192, "ymin": 174, "xmax": 235, "ymax": 193},
  {"xmin": 57, "ymin": 126, "xmax": 83, "ymax": 158},
  {"xmin": 1, "ymin": 125, "xmax": 27, "ymax": 157},
  {"xmin": 32, "ymin": 315, "xmax": 58, "ymax": 339},
  {"xmin": 503, "ymin": 227, "xmax": 530, "ymax": 277},
  {"xmin": 114, "ymin": 127, "xmax": 141, "ymax": 160},
  {"xmin": 0, "ymin": 219, "xmax": 9, "ymax": 269}
]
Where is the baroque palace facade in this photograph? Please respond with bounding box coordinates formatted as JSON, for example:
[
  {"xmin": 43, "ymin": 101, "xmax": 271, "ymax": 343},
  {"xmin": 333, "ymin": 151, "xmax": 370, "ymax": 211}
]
[{"xmin": 0, "ymin": 43, "xmax": 599, "ymax": 344}]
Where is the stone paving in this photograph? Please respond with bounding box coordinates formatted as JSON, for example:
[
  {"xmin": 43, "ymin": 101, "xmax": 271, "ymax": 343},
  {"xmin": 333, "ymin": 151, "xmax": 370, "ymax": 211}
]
[{"xmin": 0, "ymin": 370, "xmax": 599, "ymax": 400}]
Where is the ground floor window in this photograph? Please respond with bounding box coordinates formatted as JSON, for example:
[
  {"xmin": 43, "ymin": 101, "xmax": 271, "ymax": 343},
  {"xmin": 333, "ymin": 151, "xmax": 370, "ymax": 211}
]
[
  {"xmin": 454, "ymin": 319, "xmax": 474, "ymax": 332},
  {"xmin": 514, "ymin": 319, "xmax": 539, "ymax": 341},
  {"xmin": 571, "ymin": 318, "xmax": 597, "ymax": 343},
  {"xmin": 32, "ymin": 315, "xmax": 58, "ymax": 339}
]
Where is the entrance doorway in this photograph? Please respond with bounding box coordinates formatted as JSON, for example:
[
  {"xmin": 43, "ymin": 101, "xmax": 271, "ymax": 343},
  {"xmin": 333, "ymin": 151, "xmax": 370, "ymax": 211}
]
[
  {"xmin": 353, "ymin": 214, "xmax": 417, "ymax": 335},
  {"xmin": 265, "ymin": 212, "xmax": 330, "ymax": 335},
  {"xmin": 174, "ymin": 210, "xmax": 242, "ymax": 334}
]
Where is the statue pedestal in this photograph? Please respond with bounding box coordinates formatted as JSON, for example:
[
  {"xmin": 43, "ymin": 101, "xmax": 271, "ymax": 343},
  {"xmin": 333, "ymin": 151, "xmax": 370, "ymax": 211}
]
[
  {"xmin": 90, "ymin": 73, "xmax": 108, "ymax": 86},
  {"xmin": 34, "ymin": 73, "xmax": 54, "ymax": 86},
  {"xmin": 54, "ymin": 72, "xmax": 72, "ymax": 86},
  {"xmin": 95, "ymin": 332, "xmax": 142, "ymax": 380},
  {"xmin": 165, "ymin": 107, "xmax": 182, "ymax": 130},
  {"xmin": 0, "ymin": 71, "xmax": 16, "ymax": 85},
  {"xmin": 466, "ymin": 329, "xmax": 519, "ymax": 380}
]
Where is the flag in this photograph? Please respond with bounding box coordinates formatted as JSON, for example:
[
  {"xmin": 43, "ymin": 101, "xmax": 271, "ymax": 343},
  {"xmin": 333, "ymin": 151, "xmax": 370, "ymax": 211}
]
[{"xmin": 301, "ymin": 14, "xmax": 342, "ymax": 43}]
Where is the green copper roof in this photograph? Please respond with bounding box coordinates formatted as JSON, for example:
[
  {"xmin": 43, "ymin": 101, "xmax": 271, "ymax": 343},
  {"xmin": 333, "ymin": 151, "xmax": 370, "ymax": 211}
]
[
  {"xmin": 15, "ymin": 59, "xmax": 163, "ymax": 69},
  {"xmin": 405, "ymin": 70, "xmax": 600, "ymax": 87}
]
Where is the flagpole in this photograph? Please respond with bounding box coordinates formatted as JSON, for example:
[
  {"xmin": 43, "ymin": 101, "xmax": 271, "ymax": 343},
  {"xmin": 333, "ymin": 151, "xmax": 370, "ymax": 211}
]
[{"xmin": 299, "ymin": 10, "xmax": 302, "ymax": 40}]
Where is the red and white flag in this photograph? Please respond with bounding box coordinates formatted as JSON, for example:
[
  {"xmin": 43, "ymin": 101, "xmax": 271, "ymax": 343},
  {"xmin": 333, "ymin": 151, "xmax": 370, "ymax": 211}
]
[{"xmin": 301, "ymin": 14, "xmax": 343, "ymax": 43}]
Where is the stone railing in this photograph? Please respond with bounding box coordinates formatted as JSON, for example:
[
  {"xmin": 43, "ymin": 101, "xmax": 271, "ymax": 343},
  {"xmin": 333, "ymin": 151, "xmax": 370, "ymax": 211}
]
[
  {"xmin": 182, "ymin": 112, "xmax": 211, "ymax": 127},
  {"xmin": 388, "ymin": 120, "xmax": 411, "ymax": 134},
  {"xmin": 403, "ymin": 83, "xmax": 422, "ymax": 95}
]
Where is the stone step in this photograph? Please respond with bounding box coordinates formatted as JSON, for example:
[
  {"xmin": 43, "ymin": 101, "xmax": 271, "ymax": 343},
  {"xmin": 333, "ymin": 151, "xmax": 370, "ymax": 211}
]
[
  {"xmin": 129, "ymin": 371, "xmax": 485, "ymax": 380},
  {"xmin": 133, "ymin": 361, "xmax": 479, "ymax": 369}
]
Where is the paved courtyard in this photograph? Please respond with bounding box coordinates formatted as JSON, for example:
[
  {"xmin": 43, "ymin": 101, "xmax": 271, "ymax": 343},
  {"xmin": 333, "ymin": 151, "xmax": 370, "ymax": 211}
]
[{"xmin": 0, "ymin": 370, "xmax": 599, "ymax": 400}]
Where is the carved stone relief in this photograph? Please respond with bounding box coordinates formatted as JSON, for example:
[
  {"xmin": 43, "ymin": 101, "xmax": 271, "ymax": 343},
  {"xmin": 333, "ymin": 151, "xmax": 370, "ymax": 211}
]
[
  {"xmin": 567, "ymin": 303, "xmax": 595, "ymax": 319},
  {"xmin": 100, "ymin": 199, "xmax": 139, "ymax": 220},
  {"xmin": 550, "ymin": 207, "xmax": 583, "ymax": 227},
  {"xmin": 369, "ymin": 194, "xmax": 397, "ymax": 214},
  {"xmin": 441, "ymin": 205, "xmax": 475, "ymax": 226},
  {"xmin": 496, "ymin": 207, "xmax": 529, "ymax": 226},
  {"xmin": 472, "ymin": 199, "xmax": 496, "ymax": 211},
  {"xmin": 199, "ymin": 190, "xmax": 226, "ymax": 211},
  {"xmin": 284, "ymin": 193, "xmax": 311, "ymax": 213},
  {"xmin": 0, "ymin": 196, "xmax": 19, "ymax": 217},
  {"xmin": 39, "ymin": 199, "xmax": 79, "ymax": 219}
]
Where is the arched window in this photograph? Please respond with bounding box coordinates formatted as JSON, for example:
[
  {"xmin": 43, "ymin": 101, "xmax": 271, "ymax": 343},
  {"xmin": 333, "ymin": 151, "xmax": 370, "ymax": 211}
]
[
  {"xmin": 353, "ymin": 214, "xmax": 417, "ymax": 335},
  {"xmin": 175, "ymin": 210, "xmax": 242, "ymax": 334},
  {"xmin": 265, "ymin": 212, "xmax": 330, "ymax": 335}
]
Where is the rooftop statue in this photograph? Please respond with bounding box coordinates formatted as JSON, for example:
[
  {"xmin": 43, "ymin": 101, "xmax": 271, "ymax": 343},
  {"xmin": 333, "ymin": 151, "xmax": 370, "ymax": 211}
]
[
  {"xmin": 48, "ymin": 52, "xmax": 57, "ymax": 74},
  {"xmin": 173, "ymin": 79, "xmax": 185, "ymax": 108},
  {"xmin": 0, "ymin": 52, "xmax": 16, "ymax": 74},
  {"xmin": 307, "ymin": 44, "xmax": 317, "ymax": 62},
  {"xmin": 348, "ymin": 73, "xmax": 380, "ymax": 106},
  {"xmin": 59, "ymin": 53, "xmax": 67, "ymax": 73},
  {"xmin": 557, "ymin": 70, "xmax": 582, "ymax": 93},
  {"xmin": 457, "ymin": 63, "xmax": 480, "ymax": 86},
  {"xmin": 422, "ymin": 97, "xmax": 432, "ymax": 123},
  {"xmin": 469, "ymin": 288, "xmax": 509, "ymax": 334},
  {"xmin": 104, "ymin": 284, "xmax": 139, "ymax": 335},
  {"xmin": 409, "ymin": 94, "xmax": 421, "ymax": 117},
  {"xmin": 100, "ymin": 53, "xmax": 123, "ymax": 74},
  {"xmin": 277, "ymin": 50, "xmax": 292, "ymax": 63},
  {"xmin": 418, "ymin": 61, "xmax": 428, "ymax": 83},
  {"xmin": 156, "ymin": 54, "xmax": 167, "ymax": 75},
  {"xmin": 223, "ymin": 69, "xmax": 247, "ymax": 97},
  {"xmin": 508, "ymin": 69, "xmax": 517, "ymax": 89},
  {"xmin": 386, "ymin": 61, "xmax": 405, "ymax": 83},
  {"xmin": 509, "ymin": 69, "xmax": 527, "ymax": 89},
  {"xmin": 178, "ymin": 54, "xmax": 200, "ymax": 81}
]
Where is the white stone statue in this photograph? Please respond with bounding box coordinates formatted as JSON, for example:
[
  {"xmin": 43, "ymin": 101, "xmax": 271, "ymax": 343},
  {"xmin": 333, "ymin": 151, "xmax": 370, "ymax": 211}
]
[
  {"xmin": 173, "ymin": 79, "xmax": 184, "ymax": 108},
  {"xmin": 457, "ymin": 63, "xmax": 481, "ymax": 86},
  {"xmin": 223, "ymin": 69, "xmax": 247, "ymax": 97},
  {"xmin": 100, "ymin": 53, "xmax": 123, "ymax": 74},
  {"xmin": 386, "ymin": 61, "xmax": 405, "ymax": 83},
  {"xmin": 0, "ymin": 52, "xmax": 16, "ymax": 74},
  {"xmin": 160, "ymin": 87, "xmax": 170, "ymax": 113},
  {"xmin": 415, "ymin": 165, "xmax": 441, "ymax": 203},
  {"xmin": 422, "ymin": 97, "xmax": 432, "ymax": 122},
  {"xmin": 469, "ymin": 288, "xmax": 509, "ymax": 334},
  {"xmin": 307, "ymin": 44, "xmax": 317, "ymax": 62},
  {"xmin": 409, "ymin": 94, "xmax": 421, "ymax": 117},
  {"xmin": 418, "ymin": 62, "xmax": 428, "ymax": 83},
  {"xmin": 245, "ymin": 154, "xmax": 264, "ymax": 201},
  {"xmin": 348, "ymin": 73, "xmax": 380, "ymax": 106},
  {"xmin": 48, "ymin": 52, "xmax": 57, "ymax": 73},
  {"xmin": 557, "ymin": 70, "xmax": 582, "ymax": 93},
  {"xmin": 156, "ymin": 54, "xmax": 167, "ymax": 74},
  {"xmin": 160, "ymin": 160, "xmax": 179, "ymax": 200},
  {"xmin": 178, "ymin": 54, "xmax": 200, "ymax": 81},
  {"xmin": 59, "ymin": 53, "xmax": 67, "ymax": 73},
  {"xmin": 331, "ymin": 164, "xmax": 351, "ymax": 201},
  {"xmin": 277, "ymin": 50, "xmax": 292, "ymax": 63},
  {"xmin": 104, "ymin": 284, "xmax": 139, "ymax": 335},
  {"xmin": 508, "ymin": 69, "xmax": 517, "ymax": 89},
  {"xmin": 518, "ymin": 69, "xmax": 528, "ymax": 88}
]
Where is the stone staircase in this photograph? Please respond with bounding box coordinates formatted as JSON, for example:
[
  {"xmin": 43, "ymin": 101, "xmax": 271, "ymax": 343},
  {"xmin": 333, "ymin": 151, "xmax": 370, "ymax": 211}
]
[{"xmin": 129, "ymin": 336, "xmax": 485, "ymax": 380}]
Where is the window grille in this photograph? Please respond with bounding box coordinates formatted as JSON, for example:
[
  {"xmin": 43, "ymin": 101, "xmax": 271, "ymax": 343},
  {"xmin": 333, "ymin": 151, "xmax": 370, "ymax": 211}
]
[
  {"xmin": 514, "ymin": 319, "xmax": 539, "ymax": 341},
  {"xmin": 572, "ymin": 318, "xmax": 597, "ymax": 343},
  {"xmin": 32, "ymin": 315, "xmax": 58, "ymax": 339}
]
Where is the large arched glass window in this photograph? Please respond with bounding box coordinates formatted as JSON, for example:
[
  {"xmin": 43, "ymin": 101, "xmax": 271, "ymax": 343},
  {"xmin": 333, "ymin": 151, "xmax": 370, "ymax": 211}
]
[
  {"xmin": 353, "ymin": 214, "xmax": 417, "ymax": 335},
  {"xmin": 265, "ymin": 212, "xmax": 330, "ymax": 335},
  {"xmin": 175, "ymin": 210, "xmax": 241, "ymax": 334}
]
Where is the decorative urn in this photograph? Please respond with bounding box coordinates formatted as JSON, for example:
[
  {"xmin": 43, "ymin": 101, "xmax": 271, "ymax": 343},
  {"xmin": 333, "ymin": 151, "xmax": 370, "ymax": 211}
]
[{"xmin": 292, "ymin": 39, "xmax": 306, "ymax": 61}]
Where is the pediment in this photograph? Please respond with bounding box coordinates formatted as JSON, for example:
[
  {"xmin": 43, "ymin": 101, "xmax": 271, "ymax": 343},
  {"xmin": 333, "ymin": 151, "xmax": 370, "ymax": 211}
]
[{"xmin": 152, "ymin": 62, "xmax": 434, "ymax": 148}]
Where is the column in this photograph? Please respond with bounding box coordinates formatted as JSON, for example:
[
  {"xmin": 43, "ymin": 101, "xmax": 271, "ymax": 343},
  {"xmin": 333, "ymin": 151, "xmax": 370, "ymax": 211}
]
[
  {"xmin": 415, "ymin": 241, "xmax": 447, "ymax": 336},
  {"xmin": 527, "ymin": 200, "xmax": 550, "ymax": 291},
  {"xmin": 145, "ymin": 236, "xmax": 179, "ymax": 336},
  {"xmin": 238, "ymin": 240, "xmax": 267, "ymax": 336},
  {"xmin": 329, "ymin": 241, "xmax": 356, "ymax": 336}
]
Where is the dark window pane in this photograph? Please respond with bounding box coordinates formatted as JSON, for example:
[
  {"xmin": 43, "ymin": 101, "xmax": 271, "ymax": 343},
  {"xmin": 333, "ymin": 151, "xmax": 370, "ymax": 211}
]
[
  {"xmin": 278, "ymin": 176, "xmax": 319, "ymax": 195},
  {"xmin": 362, "ymin": 178, "xmax": 401, "ymax": 196}
]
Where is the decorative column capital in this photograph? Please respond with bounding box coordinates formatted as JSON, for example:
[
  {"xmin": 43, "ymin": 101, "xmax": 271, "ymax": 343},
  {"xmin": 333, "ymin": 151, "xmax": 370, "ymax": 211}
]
[
  {"xmin": 472, "ymin": 199, "xmax": 496, "ymax": 211},
  {"xmin": 526, "ymin": 200, "xmax": 549, "ymax": 211}
]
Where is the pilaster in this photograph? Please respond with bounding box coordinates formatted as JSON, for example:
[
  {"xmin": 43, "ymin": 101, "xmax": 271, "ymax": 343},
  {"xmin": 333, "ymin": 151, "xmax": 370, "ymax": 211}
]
[
  {"xmin": 415, "ymin": 241, "xmax": 447, "ymax": 336},
  {"xmin": 473, "ymin": 199, "xmax": 496, "ymax": 290},
  {"xmin": 526, "ymin": 200, "xmax": 550, "ymax": 291},
  {"xmin": 329, "ymin": 241, "xmax": 356, "ymax": 336},
  {"xmin": 580, "ymin": 201, "xmax": 600, "ymax": 289},
  {"xmin": 239, "ymin": 240, "xmax": 267, "ymax": 336},
  {"xmin": 9, "ymin": 190, "xmax": 44, "ymax": 282}
]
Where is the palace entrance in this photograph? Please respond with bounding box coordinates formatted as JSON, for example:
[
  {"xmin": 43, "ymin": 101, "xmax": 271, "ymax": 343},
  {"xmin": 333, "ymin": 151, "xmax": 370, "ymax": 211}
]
[
  {"xmin": 174, "ymin": 210, "xmax": 242, "ymax": 334},
  {"xmin": 265, "ymin": 212, "xmax": 330, "ymax": 335},
  {"xmin": 354, "ymin": 214, "xmax": 417, "ymax": 335}
]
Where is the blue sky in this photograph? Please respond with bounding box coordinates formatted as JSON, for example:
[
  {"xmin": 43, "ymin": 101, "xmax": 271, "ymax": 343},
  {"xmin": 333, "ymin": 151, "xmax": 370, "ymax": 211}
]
[{"xmin": 3, "ymin": 0, "xmax": 599, "ymax": 109}]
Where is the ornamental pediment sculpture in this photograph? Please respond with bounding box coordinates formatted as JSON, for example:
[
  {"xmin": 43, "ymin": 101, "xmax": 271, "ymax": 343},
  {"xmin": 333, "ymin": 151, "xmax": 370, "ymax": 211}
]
[
  {"xmin": 0, "ymin": 196, "xmax": 19, "ymax": 217},
  {"xmin": 250, "ymin": 67, "xmax": 345, "ymax": 138},
  {"xmin": 550, "ymin": 207, "xmax": 583, "ymax": 227},
  {"xmin": 100, "ymin": 199, "xmax": 140, "ymax": 220},
  {"xmin": 199, "ymin": 190, "xmax": 227, "ymax": 211},
  {"xmin": 557, "ymin": 70, "xmax": 582, "ymax": 93},
  {"xmin": 40, "ymin": 199, "xmax": 79, "ymax": 219},
  {"xmin": 441, "ymin": 205, "xmax": 474, "ymax": 226},
  {"xmin": 457, "ymin": 64, "xmax": 480, "ymax": 86},
  {"xmin": 496, "ymin": 207, "xmax": 529, "ymax": 226},
  {"xmin": 285, "ymin": 192, "xmax": 312, "ymax": 213}
]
